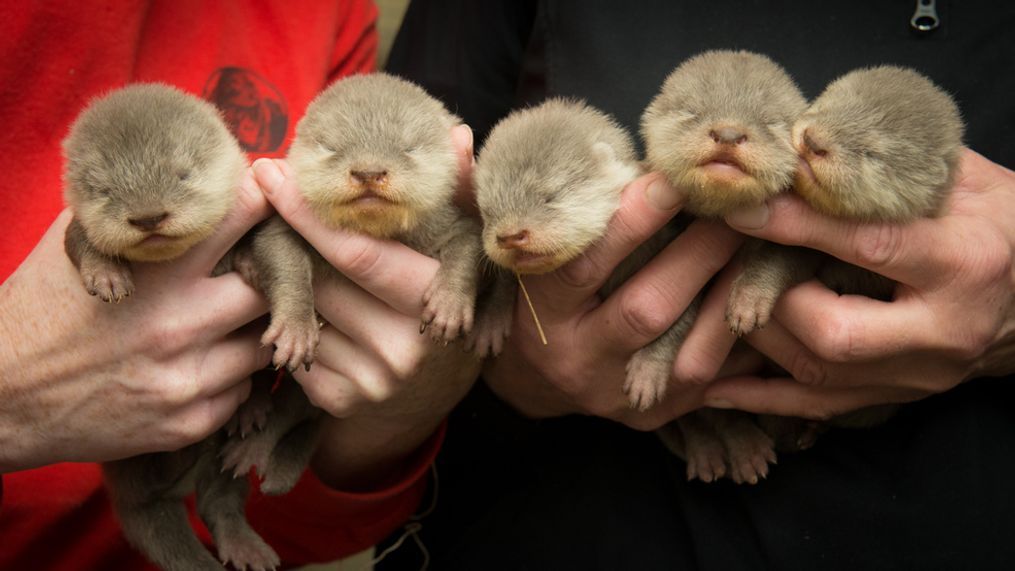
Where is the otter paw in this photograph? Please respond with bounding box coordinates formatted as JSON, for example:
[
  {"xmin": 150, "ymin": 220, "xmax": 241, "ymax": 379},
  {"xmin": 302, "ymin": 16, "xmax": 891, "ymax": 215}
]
[
  {"xmin": 261, "ymin": 315, "xmax": 319, "ymax": 372},
  {"xmin": 725, "ymin": 428, "xmax": 777, "ymax": 485},
  {"xmin": 226, "ymin": 384, "xmax": 273, "ymax": 438},
  {"xmin": 464, "ymin": 302, "xmax": 513, "ymax": 358},
  {"xmin": 683, "ymin": 432, "xmax": 729, "ymax": 483},
  {"xmin": 215, "ymin": 528, "xmax": 280, "ymax": 571},
  {"xmin": 725, "ymin": 281, "xmax": 779, "ymax": 336},
  {"xmin": 623, "ymin": 354, "xmax": 671, "ymax": 411},
  {"xmin": 258, "ymin": 457, "xmax": 307, "ymax": 497},
  {"xmin": 220, "ymin": 431, "xmax": 276, "ymax": 479},
  {"xmin": 421, "ymin": 281, "xmax": 474, "ymax": 344},
  {"xmin": 81, "ymin": 261, "xmax": 135, "ymax": 303}
]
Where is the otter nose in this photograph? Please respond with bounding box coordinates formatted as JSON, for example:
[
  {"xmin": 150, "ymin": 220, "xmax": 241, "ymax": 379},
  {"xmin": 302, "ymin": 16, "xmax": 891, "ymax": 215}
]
[
  {"xmin": 128, "ymin": 212, "xmax": 169, "ymax": 231},
  {"xmin": 350, "ymin": 170, "xmax": 388, "ymax": 185},
  {"xmin": 496, "ymin": 230, "xmax": 530, "ymax": 250},
  {"xmin": 802, "ymin": 129, "xmax": 828, "ymax": 157},
  {"xmin": 709, "ymin": 127, "xmax": 748, "ymax": 145}
]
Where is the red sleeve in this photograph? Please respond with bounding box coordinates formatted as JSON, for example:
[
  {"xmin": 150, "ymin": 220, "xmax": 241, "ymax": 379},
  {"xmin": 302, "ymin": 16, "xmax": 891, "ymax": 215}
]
[
  {"xmin": 1, "ymin": 1, "xmax": 448, "ymax": 568},
  {"xmin": 247, "ymin": 423, "xmax": 444, "ymax": 564}
]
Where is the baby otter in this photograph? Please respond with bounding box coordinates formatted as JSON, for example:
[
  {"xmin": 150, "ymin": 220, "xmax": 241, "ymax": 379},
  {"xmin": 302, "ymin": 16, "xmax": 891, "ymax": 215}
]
[
  {"xmin": 762, "ymin": 65, "xmax": 964, "ymax": 442},
  {"xmin": 249, "ymin": 72, "xmax": 483, "ymax": 373},
  {"xmin": 474, "ymin": 97, "xmax": 692, "ymax": 404},
  {"xmin": 62, "ymin": 84, "xmax": 281, "ymax": 571},
  {"xmin": 793, "ymin": 66, "xmax": 963, "ymax": 222},
  {"xmin": 642, "ymin": 50, "xmax": 809, "ymax": 483},
  {"xmin": 62, "ymin": 83, "xmax": 244, "ymax": 302}
]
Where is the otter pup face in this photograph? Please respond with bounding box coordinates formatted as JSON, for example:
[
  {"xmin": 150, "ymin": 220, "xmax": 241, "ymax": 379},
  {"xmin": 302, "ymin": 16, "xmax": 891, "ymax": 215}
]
[
  {"xmin": 792, "ymin": 66, "xmax": 963, "ymax": 222},
  {"xmin": 63, "ymin": 84, "xmax": 244, "ymax": 261},
  {"xmin": 642, "ymin": 50, "xmax": 807, "ymax": 218},
  {"xmin": 476, "ymin": 99, "xmax": 639, "ymax": 274},
  {"xmin": 288, "ymin": 73, "xmax": 459, "ymax": 239}
]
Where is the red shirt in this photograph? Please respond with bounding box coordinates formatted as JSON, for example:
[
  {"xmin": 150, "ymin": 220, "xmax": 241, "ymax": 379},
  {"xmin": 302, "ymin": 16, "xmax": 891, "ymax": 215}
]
[{"xmin": 0, "ymin": 1, "xmax": 441, "ymax": 568}]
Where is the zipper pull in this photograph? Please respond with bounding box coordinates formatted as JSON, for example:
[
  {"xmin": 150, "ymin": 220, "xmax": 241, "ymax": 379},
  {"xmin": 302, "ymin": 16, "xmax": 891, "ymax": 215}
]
[{"xmin": 911, "ymin": 0, "xmax": 940, "ymax": 32}]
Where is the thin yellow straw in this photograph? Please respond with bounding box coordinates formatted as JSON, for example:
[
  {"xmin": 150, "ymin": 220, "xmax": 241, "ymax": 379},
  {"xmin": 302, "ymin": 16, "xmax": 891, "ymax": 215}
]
[{"xmin": 516, "ymin": 273, "xmax": 548, "ymax": 346}]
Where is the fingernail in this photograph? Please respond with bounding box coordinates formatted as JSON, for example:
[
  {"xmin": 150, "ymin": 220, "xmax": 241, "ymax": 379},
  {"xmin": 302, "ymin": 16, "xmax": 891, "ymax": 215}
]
[
  {"xmin": 253, "ymin": 158, "xmax": 284, "ymax": 194},
  {"xmin": 645, "ymin": 177, "xmax": 682, "ymax": 210},
  {"xmin": 725, "ymin": 203, "xmax": 769, "ymax": 230},
  {"xmin": 706, "ymin": 398, "xmax": 734, "ymax": 409},
  {"xmin": 463, "ymin": 124, "xmax": 474, "ymax": 152}
]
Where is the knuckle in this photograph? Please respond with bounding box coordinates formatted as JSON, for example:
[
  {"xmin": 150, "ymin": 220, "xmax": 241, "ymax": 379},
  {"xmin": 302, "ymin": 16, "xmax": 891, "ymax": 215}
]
[
  {"xmin": 786, "ymin": 347, "xmax": 830, "ymax": 386},
  {"xmin": 333, "ymin": 236, "xmax": 382, "ymax": 278},
  {"xmin": 305, "ymin": 385, "xmax": 358, "ymax": 419},
  {"xmin": 622, "ymin": 413, "xmax": 665, "ymax": 432},
  {"xmin": 140, "ymin": 318, "xmax": 196, "ymax": 358},
  {"xmin": 852, "ymin": 224, "xmax": 903, "ymax": 269},
  {"xmin": 156, "ymin": 374, "xmax": 202, "ymax": 408},
  {"xmin": 360, "ymin": 371, "xmax": 396, "ymax": 403},
  {"xmin": 809, "ymin": 312, "xmax": 860, "ymax": 363},
  {"xmin": 674, "ymin": 353, "xmax": 714, "ymax": 385},
  {"xmin": 805, "ymin": 405, "xmax": 837, "ymax": 422},
  {"xmin": 618, "ymin": 287, "xmax": 675, "ymax": 340},
  {"xmin": 235, "ymin": 172, "xmax": 269, "ymax": 220},
  {"xmin": 164, "ymin": 411, "xmax": 214, "ymax": 449},
  {"xmin": 556, "ymin": 257, "xmax": 599, "ymax": 290}
]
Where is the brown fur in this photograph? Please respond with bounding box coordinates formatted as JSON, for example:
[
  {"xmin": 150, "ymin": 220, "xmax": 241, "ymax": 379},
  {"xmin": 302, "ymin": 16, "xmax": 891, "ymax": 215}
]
[
  {"xmin": 62, "ymin": 84, "xmax": 281, "ymax": 570},
  {"xmin": 62, "ymin": 83, "xmax": 245, "ymax": 301},
  {"xmin": 474, "ymin": 98, "xmax": 697, "ymax": 409},
  {"xmin": 641, "ymin": 51, "xmax": 811, "ymax": 483},
  {"xmin": 251, "ymin": 73, "xmax": 483, "ymax": 373},
  {"xmin": 793, "ymin": 66, "xmax": 964, "ymax": 221}
]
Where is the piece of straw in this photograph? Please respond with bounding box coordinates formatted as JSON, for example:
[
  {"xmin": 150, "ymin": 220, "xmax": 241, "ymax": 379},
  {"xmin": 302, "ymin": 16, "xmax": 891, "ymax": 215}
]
[{"xmin": 516, "ymin": 273, "xmax": 548, "ymax": 346}]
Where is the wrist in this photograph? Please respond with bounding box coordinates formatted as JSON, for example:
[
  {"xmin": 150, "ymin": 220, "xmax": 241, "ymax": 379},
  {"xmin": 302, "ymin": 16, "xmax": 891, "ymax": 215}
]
[{"xmin": 310, "ymin": 413, "xmax": 444, "ymax": 491}]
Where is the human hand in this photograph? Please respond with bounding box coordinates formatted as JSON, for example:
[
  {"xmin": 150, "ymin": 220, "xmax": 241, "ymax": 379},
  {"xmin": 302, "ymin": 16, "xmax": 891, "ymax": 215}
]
[
  {"xmin": 0, "ymin": 170, "xmax": 273, "ymax": 472},
  {"xmin": 704, "ymin": 149, "xmax": 1015, "ymax": 420},
  {"xmin": 251, "ymin": 125, "xmax": 481, "ymax": 489},
  {"xmin": 483, "ymin": 173, "xmax": 746, "ymax": 430}
]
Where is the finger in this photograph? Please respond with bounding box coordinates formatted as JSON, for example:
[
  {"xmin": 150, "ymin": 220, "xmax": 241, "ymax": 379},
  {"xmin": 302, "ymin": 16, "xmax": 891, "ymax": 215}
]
[
  {"xmin": 255, "ymin": 158, "xmax": 440, "ymax": 316},
  {"xmin": 187, "ymin": 272, "xmax": 270, "ymax": 338},
  {"xmin": 614, "ymin": 383, "xmax": 708, "ymax": 432},
  {"xmin": 724, "ymin": 192, "xmax": 956, "ymax": 288},
  {"xmin": 308, "ymin": 325, "xmax": 398, "ymax": 402},
  {"xmin": 312, "ymin": 275, "xmax": 426, "ymax": 379},
  {"xmin": 525, "ymin": 172, "xmax": 686, "ymax": 316},
  {"xmin": 703, "ymin": 375, "xmax": 916, "ymax": 421},
  {"xmin": 451, "ymin": 124, "xmax": 479, "ymax": 216},
  {"xmin": 672, "ymin": 262, "xmax": 742, "ymax": 384},
  {"xmin": 292, "ymin": 328, "xmax": 393, "ymax": 417},
  {"xmin": 197, "ymin": 321, "xmax": 274, "ymax": 395},
  {"xmin": 173, "ymin": 378, "xmax": 253, "ymax": 445},
  {"xmin": 179, "ymin": 167, "xmax": 273, "ymax": 277},
  {"xmin": 582, "ymin": 219, "xmax": 742, "ymax": 354},
  {"xmin": 771, "ymin": 280, "xmax": 943, "ymax": 362}
]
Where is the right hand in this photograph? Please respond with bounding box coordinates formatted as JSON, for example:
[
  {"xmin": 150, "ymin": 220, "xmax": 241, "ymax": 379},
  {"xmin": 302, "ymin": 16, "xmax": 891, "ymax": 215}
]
[
  {"xmin": 0, "ymin": 169, "xmax": 273, "ymax": 472},
  {"xmin": 250, "ymin": 125, "xmax": 482, "ymax": 490},
  {"xmin": 483, "ymin": 173, "xmax": 749, "ymax": 430}
]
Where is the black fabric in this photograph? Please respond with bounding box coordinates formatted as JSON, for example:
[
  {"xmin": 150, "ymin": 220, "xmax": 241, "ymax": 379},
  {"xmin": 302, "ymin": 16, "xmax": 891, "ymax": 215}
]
[{"xmin": 382, "ymin": 1, "xmax": 1015, "ymax": 569}]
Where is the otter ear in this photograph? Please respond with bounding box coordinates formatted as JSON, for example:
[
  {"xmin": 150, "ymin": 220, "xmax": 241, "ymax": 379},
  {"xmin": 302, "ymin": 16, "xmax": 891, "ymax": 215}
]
[{"xmin": 591, "ymin": 141, "xmax": 616, "ymax": 165}]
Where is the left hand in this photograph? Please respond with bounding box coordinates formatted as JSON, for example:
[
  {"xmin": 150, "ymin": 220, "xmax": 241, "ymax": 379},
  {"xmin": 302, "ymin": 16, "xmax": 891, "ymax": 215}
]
[{"xmin": 704, "ymin": 149, "xmax": 1015, "ymax": 420}]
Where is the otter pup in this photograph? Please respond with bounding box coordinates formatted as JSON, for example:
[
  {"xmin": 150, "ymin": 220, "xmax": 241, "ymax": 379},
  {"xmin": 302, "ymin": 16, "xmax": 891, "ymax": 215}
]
[
  {"xmin": 794, "ymin": 66, "xmax": 963, "ymax": 223},
  {"xmin": 641, "ymin": 50, "xmax": 808, "ymax": 483},
  {"xmin": 641, "ymin": 49, "xmax": 812, "ymax": 337},
  {"xmin": 62, "ymin": 84, "xmax": 280, "ymax": 571},
  {"xmin": 62, "ymin": 83, "xmax": 244, "ymax": 302},
  {"xmin": 763, "ymin": 65, "xmax": 964, "ymax": 441},
  {"xmin": 474, "ymin": 97, "xmax": 695, "ymax": 406},
  {"xmin": 248, "ymin": 72, "xmax": 483, "ymax": 375}
]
